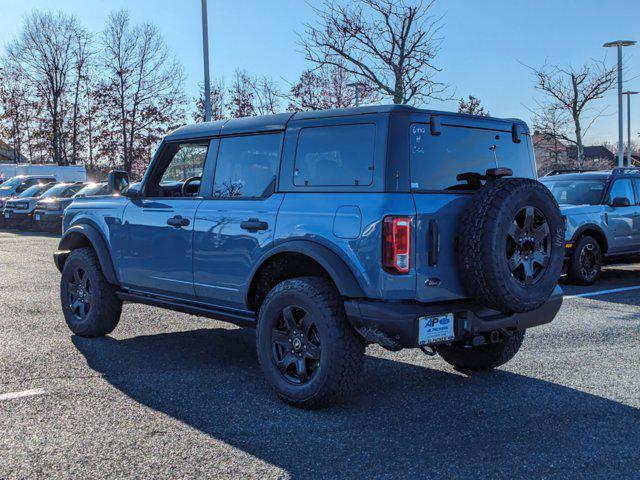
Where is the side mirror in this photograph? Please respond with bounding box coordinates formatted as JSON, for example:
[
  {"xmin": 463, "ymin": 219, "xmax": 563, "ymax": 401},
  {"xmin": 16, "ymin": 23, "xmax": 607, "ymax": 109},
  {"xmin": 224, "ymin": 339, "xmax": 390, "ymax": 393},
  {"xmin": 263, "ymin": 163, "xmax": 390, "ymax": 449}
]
[
  {"xmin": 124, "ymin": 183, "xmax": 141, "ymax": 199},
  {"xmin": 611, "ymin": 197, "xmax": 631, "ymax": 208},
  {"xmin": 108, "ymin": 170, "xmax": 130, "ymax": 195}
]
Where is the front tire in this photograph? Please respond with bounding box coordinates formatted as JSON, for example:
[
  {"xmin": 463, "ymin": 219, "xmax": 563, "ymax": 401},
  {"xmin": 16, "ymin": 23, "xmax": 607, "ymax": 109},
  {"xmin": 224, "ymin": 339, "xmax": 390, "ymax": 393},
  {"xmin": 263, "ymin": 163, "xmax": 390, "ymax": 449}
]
[
  {"xmin": 436, "ymin": 330, "xmax": 525, "ymax": 370},
  {"xmin": 60, "ymin": 247, "xmax": 122, "ymax": 337},
  {"xmin": 567, "ymin": 235, "xmax": 602, "ymax": 285},
  {"xmin": 256, "ymin": 277, "xmax": 365, "ymax": 409}
]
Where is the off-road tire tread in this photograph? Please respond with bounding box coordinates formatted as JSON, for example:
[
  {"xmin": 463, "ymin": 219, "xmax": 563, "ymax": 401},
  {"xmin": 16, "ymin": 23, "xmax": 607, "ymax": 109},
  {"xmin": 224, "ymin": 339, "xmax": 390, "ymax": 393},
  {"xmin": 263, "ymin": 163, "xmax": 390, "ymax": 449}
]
[
  {"xmin": 61, "ymin": 247, "xmax": 122, "ymax": 337},
  {"xmin": 257, "ymin": 276, "xmax": 365, "ymax": 409},
  {"xmin": 458, "ymin": 177, "xmax": 562, "ymax": 313},
  {"xmin": 436, "ymin": 330, "xmax": 525, "ymax": 370}
]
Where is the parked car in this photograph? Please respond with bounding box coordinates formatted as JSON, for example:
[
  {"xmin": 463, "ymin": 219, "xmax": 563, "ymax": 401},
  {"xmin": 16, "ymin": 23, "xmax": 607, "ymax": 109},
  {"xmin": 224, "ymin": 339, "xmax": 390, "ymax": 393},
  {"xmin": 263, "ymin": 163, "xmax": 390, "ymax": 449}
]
[
  {"xmin": 33, "ymin": 182, "xmax": 109, "ymax": 232},
  {"xmin": 5, "ymin": 182, "xmax": 83, "ymax": 230},
  {"xmin": 54, "ymin": 105, "xmax": 565, "ymax": 408},
  {"xmin": 2, "ymin": 182, "xmax": 56, "ymax": 228},
  {"xmin": 540, "ymin": 167, "xmax": 640, "ymax": 284},
  {"xmin": 0, "ymin": 175, "xmax": 57, "ymax": 199}
]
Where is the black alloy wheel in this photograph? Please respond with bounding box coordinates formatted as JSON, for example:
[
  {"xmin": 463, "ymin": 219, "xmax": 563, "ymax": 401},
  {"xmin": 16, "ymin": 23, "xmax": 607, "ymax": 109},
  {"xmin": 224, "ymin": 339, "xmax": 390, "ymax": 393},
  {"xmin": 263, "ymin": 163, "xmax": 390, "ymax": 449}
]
[
  {"xmin": 271, "ymin": 305, "xmax": 321, "ymax": 384},
  {"xmin": 579, "ymin": 242, "xmax": 601, "ymax": 283},
  {"xmin": 68, "ymin": 266, "xmax": 92, "ymax": 321},
  {"xmin": 506, "ymin": 206, "xmax": 551, "ymax": 286}
]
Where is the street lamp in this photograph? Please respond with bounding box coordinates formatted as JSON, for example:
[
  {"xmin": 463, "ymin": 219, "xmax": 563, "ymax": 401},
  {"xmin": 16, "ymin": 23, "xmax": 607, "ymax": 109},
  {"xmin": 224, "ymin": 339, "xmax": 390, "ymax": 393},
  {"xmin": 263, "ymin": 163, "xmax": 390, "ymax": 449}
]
[
  {"xmin": 603, "ymin": 40, "xmax": 636, "ymax": 167},
  {"xmin": 201, "ymin": 0, "xmax": 212, "ymax": 122},
  {"xmin": 623, "ymin": 91, "xmax": 638, "ymax": 166}
]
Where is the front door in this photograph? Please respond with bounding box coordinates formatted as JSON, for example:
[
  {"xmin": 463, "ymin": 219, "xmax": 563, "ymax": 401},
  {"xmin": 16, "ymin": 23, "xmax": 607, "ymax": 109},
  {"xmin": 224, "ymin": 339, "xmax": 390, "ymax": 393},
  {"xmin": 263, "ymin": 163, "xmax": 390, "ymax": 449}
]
[
  {"xmin": 193, "ymin": 133, "xmax": 284, "ymax": 308},
  {"xmin": 606, "ymin": 178, "xmax": 637, "ymax": 254},
  {"xmin": 119, "ymin": 141, "xmax": 212, "ymax": 299}
]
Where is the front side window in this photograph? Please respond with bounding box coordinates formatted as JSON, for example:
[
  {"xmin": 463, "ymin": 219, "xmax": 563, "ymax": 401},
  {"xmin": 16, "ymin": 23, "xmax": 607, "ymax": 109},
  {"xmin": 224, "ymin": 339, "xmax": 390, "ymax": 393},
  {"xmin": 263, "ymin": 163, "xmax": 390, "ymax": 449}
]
[
  {"xmin": 213, "ymin": 134, "xmax": 282, "ymax": 198},
  {"xmin": 608, "ymin": 179, "xmax": 635, "ymax": 204},
  {"xmin": 541, "ymin": 179, "xmax": 606, "ymax": 206},
  {"xmin": 146, "ymin": 142, "xmax": 209, "ymax": 197},
  {"xmin": 294, "ymin": 124, "xmax": 375, "ymax": 187}
]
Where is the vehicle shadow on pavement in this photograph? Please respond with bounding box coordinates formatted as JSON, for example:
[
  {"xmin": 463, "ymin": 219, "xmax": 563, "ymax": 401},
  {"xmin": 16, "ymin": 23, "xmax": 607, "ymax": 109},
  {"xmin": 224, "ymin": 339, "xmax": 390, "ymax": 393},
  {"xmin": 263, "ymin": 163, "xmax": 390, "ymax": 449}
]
[{"xmin": 72, "ymin": 328, "xmax": 639, "ymax": 479}]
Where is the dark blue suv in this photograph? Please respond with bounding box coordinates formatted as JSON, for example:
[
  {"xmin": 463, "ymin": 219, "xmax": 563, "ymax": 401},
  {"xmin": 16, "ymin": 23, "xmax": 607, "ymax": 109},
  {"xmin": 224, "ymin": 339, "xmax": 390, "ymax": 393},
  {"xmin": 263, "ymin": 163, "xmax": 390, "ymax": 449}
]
[{"xmin": 54, "ymin": 105, "xmax": 565, "ymax": 408}]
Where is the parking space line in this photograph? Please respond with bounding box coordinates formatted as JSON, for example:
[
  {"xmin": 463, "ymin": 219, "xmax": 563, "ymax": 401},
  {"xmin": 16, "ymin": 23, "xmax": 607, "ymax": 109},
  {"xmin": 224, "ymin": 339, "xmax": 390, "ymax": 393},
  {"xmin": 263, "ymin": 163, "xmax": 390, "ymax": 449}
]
[
  {"xmin": 565, "ymin": 285, "xmax": 640, "ymax": 299},
  {"xmin": 0, "ymin": 388, "xmax": 45, "ymax": 401}
]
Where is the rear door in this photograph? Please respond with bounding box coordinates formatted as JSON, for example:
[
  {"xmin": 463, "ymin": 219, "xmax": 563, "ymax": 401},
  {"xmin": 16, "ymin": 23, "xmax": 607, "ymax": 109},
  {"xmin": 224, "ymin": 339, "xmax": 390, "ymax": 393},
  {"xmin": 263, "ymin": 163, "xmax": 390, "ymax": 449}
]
[
  {"xmin": 193, "ymin": 133, "xmax": 284, "ymax": 308},
  {"xmin": 410, "ymin": 120, "xmax": 536, "ymax": 302},
  {"xmin": 606, "ymin": 178, "xmax": 637, "ymax": 253}
]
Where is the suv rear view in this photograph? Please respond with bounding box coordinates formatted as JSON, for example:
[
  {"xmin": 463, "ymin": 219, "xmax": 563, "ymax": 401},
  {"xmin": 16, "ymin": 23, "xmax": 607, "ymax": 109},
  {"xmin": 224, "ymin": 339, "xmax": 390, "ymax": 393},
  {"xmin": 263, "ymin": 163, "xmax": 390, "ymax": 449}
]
[{"xmin": 54, "ymin": 105, "xmax": 565, "ymax": 408}]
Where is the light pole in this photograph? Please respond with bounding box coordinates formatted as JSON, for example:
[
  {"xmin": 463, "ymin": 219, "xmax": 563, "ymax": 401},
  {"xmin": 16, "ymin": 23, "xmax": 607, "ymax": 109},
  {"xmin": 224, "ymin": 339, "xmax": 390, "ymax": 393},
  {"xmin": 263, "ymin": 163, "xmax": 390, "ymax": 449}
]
[
  {"xmin": 201, "ymin": 0, "xmax": 212, "ymax": 122},
  {"xmin": 623, "ymin": 91, "xmax": 638, "ymax": 166},
  {"xmin": 603, "ymin": 40, "xmax": 636, "ymax": 167}
]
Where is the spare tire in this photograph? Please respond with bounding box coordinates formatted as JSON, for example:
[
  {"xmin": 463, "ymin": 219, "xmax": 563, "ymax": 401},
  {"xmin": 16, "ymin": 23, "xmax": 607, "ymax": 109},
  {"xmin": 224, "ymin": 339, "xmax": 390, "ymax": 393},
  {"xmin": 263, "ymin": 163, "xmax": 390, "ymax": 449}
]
[{"xmin": 458, "ymin": 177, "xmax": 564, "ymax": 313}]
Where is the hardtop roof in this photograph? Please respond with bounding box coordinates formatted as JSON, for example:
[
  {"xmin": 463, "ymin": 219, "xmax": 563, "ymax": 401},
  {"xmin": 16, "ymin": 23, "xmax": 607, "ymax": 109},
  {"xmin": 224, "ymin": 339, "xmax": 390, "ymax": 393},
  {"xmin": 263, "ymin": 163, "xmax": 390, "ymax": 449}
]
[{"xmin": 165, "ymin": 104, "xmax": 529, "ymax": 141}]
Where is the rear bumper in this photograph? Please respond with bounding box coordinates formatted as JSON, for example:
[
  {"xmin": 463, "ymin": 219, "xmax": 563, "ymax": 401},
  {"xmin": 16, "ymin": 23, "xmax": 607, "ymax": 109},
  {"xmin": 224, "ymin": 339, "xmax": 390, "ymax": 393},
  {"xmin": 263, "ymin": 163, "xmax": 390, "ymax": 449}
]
[{"xmin": 344, "ymin": 286, "xmax": 563, "ymax": 349}]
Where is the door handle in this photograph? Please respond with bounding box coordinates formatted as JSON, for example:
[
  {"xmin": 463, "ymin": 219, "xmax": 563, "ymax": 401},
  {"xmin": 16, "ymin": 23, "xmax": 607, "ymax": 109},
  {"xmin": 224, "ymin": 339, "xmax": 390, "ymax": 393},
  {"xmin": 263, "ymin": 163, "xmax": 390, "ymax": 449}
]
[
  {"xmin": 240, "ymin": 218, "xmax": 268, "ymax": 231},
  {"xmin": 166, "ymin": 215, "xmax": 190, "ymax": 228}
]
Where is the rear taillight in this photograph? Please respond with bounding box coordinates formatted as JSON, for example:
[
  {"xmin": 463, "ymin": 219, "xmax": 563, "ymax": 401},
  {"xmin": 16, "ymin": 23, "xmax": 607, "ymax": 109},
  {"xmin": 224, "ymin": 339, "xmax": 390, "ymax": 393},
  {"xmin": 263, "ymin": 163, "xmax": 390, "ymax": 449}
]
[{"xmin": 383, "ymin": 216, "xmax": 411, "ymax": 274}]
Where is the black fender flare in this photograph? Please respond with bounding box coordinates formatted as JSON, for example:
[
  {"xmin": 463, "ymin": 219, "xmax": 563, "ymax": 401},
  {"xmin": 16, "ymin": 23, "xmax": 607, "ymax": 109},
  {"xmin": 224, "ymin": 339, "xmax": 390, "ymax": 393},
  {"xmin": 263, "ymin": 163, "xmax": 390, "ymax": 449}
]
[
  {"xmin": 54, "ymin": 224, "xmax": 119, "ymax": 285},
  {"xmin": 247, "ymin": 240, "xmax": 365, "ymax": 301},
  {"xmin": 571, "ymin": 224, "xmax": 609, "ymax": 253}
]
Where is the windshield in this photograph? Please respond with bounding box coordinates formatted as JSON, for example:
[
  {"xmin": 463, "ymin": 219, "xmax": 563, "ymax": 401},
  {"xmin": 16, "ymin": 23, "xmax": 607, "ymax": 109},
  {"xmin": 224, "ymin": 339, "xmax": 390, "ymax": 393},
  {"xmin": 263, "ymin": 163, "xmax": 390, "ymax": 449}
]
[
  {"xmin": 0, "ymin": 177, "xmax": 23, "ymax": 190},
  {"xmin": 74, "ymin": 183, "xmax": 105, "ymax": 197},
  {"xmin": 18, "ymin": 184, "xmax": 49, "ymax": 198},
  {"xmin": 541, "ymin": 178, "xmax": 606, "ymax": 206},
  {"xmin": 40, "ymin": 184, "xmax": 74, "ymax": 199}
]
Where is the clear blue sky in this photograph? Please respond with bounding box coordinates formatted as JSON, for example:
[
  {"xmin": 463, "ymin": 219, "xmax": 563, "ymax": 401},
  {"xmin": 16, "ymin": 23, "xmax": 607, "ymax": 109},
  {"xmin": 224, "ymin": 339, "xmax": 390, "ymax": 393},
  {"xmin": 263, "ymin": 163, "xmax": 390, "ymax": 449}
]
[{"xmin": 0, "ymin": 0, "xmax": 638, "ymax": 145}]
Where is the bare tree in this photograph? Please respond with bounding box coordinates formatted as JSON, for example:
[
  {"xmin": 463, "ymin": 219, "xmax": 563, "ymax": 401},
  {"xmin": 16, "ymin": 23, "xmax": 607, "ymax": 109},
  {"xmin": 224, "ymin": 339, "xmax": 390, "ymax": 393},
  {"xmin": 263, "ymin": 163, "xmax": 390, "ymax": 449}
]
[
  {"xmin": 6, "ymin": 11, "xmax": 81, "ymax": 164},
  {"xmin": 227, "ymin": 70, "xmax": 256, "ymax": 118},
  {"xmin": 194, "ymin": 80, "xmax": 226, "ymax": 122},
  {"xmin": 458, "ymin": 95, "xmax": 489, "ymax": 116},
  {"xmin": 252, "ymin": 76, "xmax": 281, "ymax": 116},
  {"xmin": 528, "ymin": 60, "xmax": 615, "ymax": 168},
  {"xmin": 287, "ymin": 63, "xmax": 379, "ymax": 111},
  {"xmin": 100, "ymin": 10, "xmax": 185, "ymax": 174},
  {"xmin": 301, "ymin": 0, "xmax": 447, "ymax": 105},
  {"xmin": 0, "ymin": 63, "xmax": 31, "ymax": 162},
  {"xmin": 69, "ymin": 28, "xmax": 92, "ymax": 165}
]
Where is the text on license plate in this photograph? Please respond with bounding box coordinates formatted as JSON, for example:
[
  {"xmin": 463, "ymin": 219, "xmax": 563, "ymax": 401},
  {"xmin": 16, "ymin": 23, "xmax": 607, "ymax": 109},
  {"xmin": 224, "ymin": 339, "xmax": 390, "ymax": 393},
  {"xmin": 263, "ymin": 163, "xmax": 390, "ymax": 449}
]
[{"xmin": 418, "ymin": 313, "xmax": 455, "ymax": 346}]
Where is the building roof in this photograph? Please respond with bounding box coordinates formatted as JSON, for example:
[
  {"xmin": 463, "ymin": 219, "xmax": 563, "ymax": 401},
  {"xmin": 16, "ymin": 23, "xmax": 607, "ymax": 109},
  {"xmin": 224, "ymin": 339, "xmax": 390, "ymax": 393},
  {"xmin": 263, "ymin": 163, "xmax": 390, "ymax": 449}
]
[{"xmin": 567, "ymin": 145, "xmax": 615, "ymax": 161}]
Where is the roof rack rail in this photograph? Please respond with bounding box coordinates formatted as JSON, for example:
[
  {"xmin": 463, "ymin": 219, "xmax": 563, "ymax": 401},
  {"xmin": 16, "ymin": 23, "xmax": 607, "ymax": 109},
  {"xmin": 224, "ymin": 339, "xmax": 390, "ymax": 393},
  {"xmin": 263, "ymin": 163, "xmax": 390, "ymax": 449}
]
[
  {"xmin": 611, "ymin": 167, "xmax": 640, "ymax": 175},
  {"xmin": 543, "ymin": 169, "xmax": 596, "ymax": 176}
]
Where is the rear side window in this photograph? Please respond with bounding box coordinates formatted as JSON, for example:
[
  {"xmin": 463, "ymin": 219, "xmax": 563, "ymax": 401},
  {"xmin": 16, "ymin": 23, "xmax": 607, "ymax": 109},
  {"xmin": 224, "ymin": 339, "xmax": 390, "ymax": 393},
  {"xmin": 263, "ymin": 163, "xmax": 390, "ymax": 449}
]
[
  {"xmin": 213, "ymin": 133, "xmax": 282, "ymax": 198},
  {"xmin": 294, "ymin": 124, "xmax": 375, "ymax": 186},
  {"xmin": 409, "ymin": 123, "xmax": 535, "ymax": 191}
]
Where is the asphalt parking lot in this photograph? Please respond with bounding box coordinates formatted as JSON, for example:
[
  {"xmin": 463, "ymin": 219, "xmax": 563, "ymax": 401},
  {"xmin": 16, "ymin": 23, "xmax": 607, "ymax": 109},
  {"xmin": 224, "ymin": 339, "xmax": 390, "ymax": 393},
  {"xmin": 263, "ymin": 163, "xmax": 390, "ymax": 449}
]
[{"xmin": 1, "ymin": 230, "xmax": 639, "ymax": 479}]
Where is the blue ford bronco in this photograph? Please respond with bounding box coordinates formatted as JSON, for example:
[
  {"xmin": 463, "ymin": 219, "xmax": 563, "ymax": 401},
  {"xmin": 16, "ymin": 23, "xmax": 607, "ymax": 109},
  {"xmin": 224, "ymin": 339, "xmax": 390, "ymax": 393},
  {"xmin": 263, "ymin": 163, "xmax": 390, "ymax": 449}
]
[
  {"xmin": 541, "ymin": 168, "xmax": 640, "ymax": 285},
  {"xmin": 55, "ymin": 105, "xmax": 564, "ymax": 408}
]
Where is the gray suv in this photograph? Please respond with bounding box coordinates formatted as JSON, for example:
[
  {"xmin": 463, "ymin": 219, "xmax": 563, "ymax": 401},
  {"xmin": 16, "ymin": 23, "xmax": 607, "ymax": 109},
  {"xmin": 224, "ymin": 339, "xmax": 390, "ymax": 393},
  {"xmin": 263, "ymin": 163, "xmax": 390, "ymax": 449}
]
[{"xmin": 541, "ymin": 168, "xmax": 640, "ymax": 285}]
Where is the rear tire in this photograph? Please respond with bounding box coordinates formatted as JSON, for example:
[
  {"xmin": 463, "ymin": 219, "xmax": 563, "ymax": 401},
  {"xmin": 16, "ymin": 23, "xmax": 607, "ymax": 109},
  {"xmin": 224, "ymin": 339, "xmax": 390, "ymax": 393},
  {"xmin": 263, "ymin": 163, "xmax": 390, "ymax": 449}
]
[
  {"xmin": 567, "ymin": 235, "xmax": 602, "ymax": 285},
  {"xmin": 436, "ymin": 330, "xmax": 525, "ymax": 370},
  {"xmin": 60, "ymin": 247, "xmax": 122, "ymax": 337},
  {"xmin": 256, "ymin": 277, "xmax": 365, "ymax": 409}
]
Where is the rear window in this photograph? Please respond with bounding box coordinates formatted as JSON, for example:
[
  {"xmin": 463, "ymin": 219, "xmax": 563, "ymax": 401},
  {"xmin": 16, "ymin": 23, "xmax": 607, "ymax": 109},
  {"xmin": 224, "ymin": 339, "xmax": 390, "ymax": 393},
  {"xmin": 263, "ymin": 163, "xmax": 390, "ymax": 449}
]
[
  {"xmin": 409, "ymin": 123, "xmax": 535, "ymax": 191},
  {"xmin": 294, "ymin": 124, "xmax": 375, "ymax": 187}
]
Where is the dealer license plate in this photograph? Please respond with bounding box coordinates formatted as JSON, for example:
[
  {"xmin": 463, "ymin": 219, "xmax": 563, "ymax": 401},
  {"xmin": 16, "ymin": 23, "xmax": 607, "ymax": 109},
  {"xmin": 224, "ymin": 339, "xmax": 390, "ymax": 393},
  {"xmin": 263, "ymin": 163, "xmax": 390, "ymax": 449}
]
[
  {"xmin": 4, "ymin": 212, "xmax": 9, "ymax": 219},
  {"xmin": 35, "ymin": 214, "xmax": 41, "ymax": 221},
  {"xmin": 418, "ymin": 313, "xmax": 455, "ymax": 346}
]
